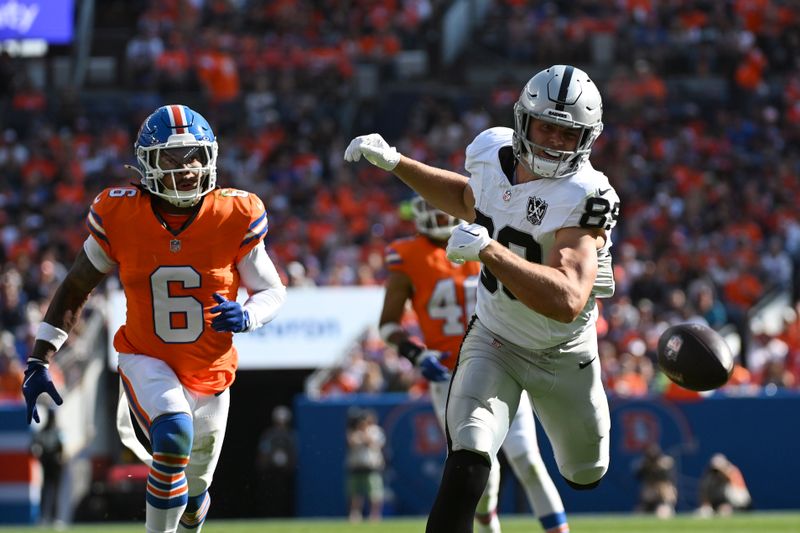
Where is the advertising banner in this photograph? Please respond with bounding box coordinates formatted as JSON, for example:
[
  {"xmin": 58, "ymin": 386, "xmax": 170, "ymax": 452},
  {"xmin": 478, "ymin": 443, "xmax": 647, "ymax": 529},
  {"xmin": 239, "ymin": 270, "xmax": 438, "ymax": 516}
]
[
  {"xmin": 107, "ymin": 286, "xmax": 385, "ymax": 370},
  {"xmin": 0, "ymin": 0, "xmax": 73, "ymax": 43}
]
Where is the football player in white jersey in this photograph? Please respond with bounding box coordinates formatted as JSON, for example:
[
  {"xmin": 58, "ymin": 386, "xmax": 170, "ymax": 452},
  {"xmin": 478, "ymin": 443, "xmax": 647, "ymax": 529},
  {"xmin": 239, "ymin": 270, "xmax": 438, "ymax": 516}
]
[
  {"xmin": 345, "ymin": 65, "xmax": 618, "ymax": 533},
  {"xmin": 381, "ymin": 198, "xmax": 570, "ymax": 533}
]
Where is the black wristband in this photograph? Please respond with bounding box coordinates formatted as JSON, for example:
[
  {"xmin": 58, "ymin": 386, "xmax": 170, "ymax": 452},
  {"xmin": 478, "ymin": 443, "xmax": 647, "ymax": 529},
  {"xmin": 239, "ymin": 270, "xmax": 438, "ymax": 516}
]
[{"xmin": 398, "ymin": 340, "xmax": 424, "ymax": 365}]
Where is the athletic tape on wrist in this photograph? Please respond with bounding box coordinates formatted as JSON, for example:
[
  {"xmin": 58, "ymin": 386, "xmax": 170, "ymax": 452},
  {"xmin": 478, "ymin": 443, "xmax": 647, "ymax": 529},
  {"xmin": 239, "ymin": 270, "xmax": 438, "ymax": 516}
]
[
  {"xmin": 378, "ymin": 322, "xmax": 404, "ymax": 344},
  {"xmin": 398, "ymin": 339, "xmax": 425, "ymax": 365},
  {"xmin": 35, "ymin": 322, "xmax": 69, "ymax": 351}
]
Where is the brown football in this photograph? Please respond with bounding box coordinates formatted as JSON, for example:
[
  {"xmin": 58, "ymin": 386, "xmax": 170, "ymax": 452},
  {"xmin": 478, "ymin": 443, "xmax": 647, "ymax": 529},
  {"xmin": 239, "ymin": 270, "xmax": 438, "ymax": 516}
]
[{"xmin": 657, "ymin": 323, "xmax": 734, "ymax": 391}]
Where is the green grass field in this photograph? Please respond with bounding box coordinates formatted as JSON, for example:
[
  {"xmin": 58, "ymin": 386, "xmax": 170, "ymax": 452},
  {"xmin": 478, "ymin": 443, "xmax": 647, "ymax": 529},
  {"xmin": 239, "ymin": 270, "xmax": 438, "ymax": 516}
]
[{"xmin": 2, "ymin": 513, "xmax": 799, "ymax": 533}]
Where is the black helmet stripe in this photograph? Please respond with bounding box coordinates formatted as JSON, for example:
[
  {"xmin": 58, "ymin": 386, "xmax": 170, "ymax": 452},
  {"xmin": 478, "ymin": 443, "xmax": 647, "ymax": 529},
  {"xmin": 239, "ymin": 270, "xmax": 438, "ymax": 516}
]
[{"xmin": 554, "ymin": 65, "xmax": 574, "ymax": 111}]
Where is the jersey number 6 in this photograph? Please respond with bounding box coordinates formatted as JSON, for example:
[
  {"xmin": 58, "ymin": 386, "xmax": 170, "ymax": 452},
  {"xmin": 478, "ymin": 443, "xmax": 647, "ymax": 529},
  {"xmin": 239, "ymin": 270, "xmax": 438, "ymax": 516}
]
[{"xmin": 150, "ymin": 266, "xmax": 204, "ymax": 343}]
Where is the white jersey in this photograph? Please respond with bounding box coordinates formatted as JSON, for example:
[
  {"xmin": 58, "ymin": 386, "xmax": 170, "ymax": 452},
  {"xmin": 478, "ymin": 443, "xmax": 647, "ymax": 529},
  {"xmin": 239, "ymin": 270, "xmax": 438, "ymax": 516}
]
[{"xmin": 466, "ymin": 127, "xmax": 619, "ymax": 350}]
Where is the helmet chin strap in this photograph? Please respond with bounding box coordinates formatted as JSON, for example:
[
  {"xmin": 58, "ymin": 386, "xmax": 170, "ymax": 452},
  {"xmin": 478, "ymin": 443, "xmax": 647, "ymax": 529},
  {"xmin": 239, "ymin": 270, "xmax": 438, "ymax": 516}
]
[{"xmin": 164, "ymin": 195, "xmax": 201, "ymax": 208}]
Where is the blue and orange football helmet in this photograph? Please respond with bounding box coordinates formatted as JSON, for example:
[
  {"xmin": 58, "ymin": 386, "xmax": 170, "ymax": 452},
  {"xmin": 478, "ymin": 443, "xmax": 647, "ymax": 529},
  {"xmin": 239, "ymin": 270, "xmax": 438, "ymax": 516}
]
[{"xmin": 133, "ymin": 104, "xmax": 218, "ymax": 207}]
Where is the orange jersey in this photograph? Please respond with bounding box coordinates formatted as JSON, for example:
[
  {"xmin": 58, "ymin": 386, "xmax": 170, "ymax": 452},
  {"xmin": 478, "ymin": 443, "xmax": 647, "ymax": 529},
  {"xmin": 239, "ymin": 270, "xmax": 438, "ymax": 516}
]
[
  {"xmin": 87, "ymin": 186, "xmax": 268, "ymax": 394},
  {"xmin": 385, "ymin": 235, "xmax": 481, "ymax": 369}
]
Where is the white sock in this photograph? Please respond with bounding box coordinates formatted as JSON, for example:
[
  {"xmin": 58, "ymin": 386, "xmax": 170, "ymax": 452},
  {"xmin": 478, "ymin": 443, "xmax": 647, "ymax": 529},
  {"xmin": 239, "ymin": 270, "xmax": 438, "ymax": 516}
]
[{"xmin": 146, "ymin": 501, "xmax": 186, "ymax": 533}]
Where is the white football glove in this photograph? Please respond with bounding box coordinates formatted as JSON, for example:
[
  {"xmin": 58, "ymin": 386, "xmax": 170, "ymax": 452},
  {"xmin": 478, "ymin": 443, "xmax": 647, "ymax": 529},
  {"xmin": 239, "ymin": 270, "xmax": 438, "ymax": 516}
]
[
  {"xmin": 446, "ymin": 222, "xmax": 492, "ymax": 264},
  {"xmin": 343, "ymin": 133, "xmax": 401, "ymax": 171}
]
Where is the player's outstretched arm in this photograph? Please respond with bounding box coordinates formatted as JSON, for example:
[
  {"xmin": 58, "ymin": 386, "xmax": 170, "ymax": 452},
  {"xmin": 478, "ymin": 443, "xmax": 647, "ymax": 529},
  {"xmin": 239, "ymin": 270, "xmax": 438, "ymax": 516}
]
[
  {"xmin": 24, "ymin": 249, "xmax": 107, "ymax": 423},
  {"xmin": 344, "ymin": 134, "xmax": 475, "ymax": 222}
]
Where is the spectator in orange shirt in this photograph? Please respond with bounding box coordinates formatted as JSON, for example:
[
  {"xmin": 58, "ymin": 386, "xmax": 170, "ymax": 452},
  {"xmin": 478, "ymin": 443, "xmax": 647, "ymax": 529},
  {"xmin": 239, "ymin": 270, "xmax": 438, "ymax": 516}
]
[
  {"xmin": 156, "ymin": 32, "xmax": 193, "ymax": 93},
  {"xmin": 195, "ymin": 42, "xmax": 240, "ymax": 105},
  {"xmin": 612, "ymin": 352, "xmax": 651, "ymax": 397},
  {"xmin": 319, "ymin": 366, "xmax": 360, "ymax": 396}
]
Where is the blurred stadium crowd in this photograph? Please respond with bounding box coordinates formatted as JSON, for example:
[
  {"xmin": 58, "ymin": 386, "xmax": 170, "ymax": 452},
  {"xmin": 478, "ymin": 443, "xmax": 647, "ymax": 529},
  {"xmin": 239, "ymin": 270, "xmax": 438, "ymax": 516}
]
[{"xmin": 1, "ymin": 0, "xmax": 800, "ymax": 404}]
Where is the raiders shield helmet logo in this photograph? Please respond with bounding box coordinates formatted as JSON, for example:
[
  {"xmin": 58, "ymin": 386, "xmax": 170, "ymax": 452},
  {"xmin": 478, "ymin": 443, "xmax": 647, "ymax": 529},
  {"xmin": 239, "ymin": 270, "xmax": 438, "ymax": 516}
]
[{"xmin": 526, "ymin": 196, "xmax": 548, "ymax": 225}]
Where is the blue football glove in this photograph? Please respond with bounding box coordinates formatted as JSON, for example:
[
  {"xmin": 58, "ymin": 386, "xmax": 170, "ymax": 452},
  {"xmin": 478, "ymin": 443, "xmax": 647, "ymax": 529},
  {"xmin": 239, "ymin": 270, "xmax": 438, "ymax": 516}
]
[
  {"xmin": 22, "ymin": 360, "xmax": 63, "ymax": 424},
  {"xmin": 417, "ymin": 351, "xmax": 451, "ymax": 382},
  {"xmin": 210, "ymin": 293, "xmax": 250, "ymax": 333}
]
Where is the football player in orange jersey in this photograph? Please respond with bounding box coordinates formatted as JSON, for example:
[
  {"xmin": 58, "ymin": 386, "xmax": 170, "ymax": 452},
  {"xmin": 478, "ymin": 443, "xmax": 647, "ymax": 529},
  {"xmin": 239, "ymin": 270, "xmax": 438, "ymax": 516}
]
[
  {"xmin": 379, "ymin": 197, "xmax": 570, "ymax": 533},
  {"xmin": 22, "ymin": 105, "xmax": 286, "ymax": 533}
]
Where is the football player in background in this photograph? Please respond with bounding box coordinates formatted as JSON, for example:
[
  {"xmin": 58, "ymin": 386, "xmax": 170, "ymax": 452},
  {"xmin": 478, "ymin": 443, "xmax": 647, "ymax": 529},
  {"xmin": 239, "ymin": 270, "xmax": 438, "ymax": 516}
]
[
  {"xmin": 22, "ymin": 105, "xmax": 286, "ymax": 533},
  {"xmin": 346, "ymin": 64, "xmax": 619, "ymax": 533},
  {"xmin": 379, "ymin": 197, "xmax": 570, "ymax": 533}
]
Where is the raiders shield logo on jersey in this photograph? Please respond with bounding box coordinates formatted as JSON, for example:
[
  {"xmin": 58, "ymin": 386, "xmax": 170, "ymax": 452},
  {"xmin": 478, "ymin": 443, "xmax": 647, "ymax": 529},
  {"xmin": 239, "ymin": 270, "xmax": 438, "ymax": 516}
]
[{"xmin": 526, "ymin": 196, "xmax": 548, "ymax": 225}]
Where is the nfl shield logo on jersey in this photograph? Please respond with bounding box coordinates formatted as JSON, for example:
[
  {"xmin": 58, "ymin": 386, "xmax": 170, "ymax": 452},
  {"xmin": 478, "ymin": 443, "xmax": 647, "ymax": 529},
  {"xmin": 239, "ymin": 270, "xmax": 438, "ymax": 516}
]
[
  {"xmin": 526, "ymin": 196, "xmax": 548, "ymax": 225},
  {"xmin": 170, "ymin": 239, "xmax": 181, "ymax": 253}
]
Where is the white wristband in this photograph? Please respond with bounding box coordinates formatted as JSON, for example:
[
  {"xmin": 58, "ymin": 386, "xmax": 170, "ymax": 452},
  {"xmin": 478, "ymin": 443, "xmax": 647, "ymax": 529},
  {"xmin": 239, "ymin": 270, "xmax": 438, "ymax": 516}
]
[
  {"xmin": 35, "ymin": 322, "xmax": 69, "ymax": 351},
  {"xmin": 378, "ymin": 322, "xmax": 404, "ymax": 345}
]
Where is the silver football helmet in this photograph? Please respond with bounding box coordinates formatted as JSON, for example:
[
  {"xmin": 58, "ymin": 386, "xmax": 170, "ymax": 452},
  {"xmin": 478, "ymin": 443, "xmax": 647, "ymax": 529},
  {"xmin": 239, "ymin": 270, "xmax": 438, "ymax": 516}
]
[
  {"xmin": 410, "ymin": 196, "xmax": 459, "ymax": 241},
  {"xmin": 512, "ymin": 65, "xmax": 603, "ymax": 178}
]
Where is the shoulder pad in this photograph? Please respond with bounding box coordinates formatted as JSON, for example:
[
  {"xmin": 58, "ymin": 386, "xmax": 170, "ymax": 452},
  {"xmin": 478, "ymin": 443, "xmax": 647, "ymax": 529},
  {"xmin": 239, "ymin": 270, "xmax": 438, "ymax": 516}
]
[
  {"xmin": 217, "ymin": 188, "xmax": 250, "ymax": 199},
  {"xmin": 570, "ymin": 166, "xmax": 620, "ymax": 202},
  {"xmin": 213, "ymin": 188, "xmax": 265, "ymax": 216},
  {"xmin": 385, "ymin": 236, "xmax": 425, "ymax": 268},
  {"xmin": 95, "ymin": 186, "xmax": 141, "ymax": 201},
  {"xmin": 466, "ymin": 127, "xmax": 513, "ymax": 164},
  {"xmin": 91, "ymin": 186, "xmax": 142, "ymax": 213}
]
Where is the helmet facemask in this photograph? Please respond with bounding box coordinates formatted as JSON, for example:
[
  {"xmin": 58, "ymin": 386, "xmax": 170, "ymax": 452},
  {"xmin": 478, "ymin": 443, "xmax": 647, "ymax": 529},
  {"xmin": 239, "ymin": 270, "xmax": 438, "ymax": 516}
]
[
  {"xmin": 410, "ymin": 196, "xmax": 459, "ymax": 241},
  {"xmin": 137, "ymin": 133, "xmax": 218, "ymax": 208},
  {"xmin": 512, "ymin": 65, "xmax": 603, "ymax": 179}
]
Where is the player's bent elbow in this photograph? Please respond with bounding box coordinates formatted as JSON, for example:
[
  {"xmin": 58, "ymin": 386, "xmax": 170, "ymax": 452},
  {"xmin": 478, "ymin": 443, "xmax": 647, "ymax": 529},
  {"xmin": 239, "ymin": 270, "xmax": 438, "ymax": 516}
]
[
  {"xmin": 557, "ymin": 294, "xmax": 590, "ymax": 323},
  {"xmin": 524, "ymin": 292, "xmax": 585, "ymax": 323},
  {"xmin": 542, "ymin": 303, "xmax": 582, "ymax": 324},
  {"xmin": 551, "ymin": 308, "xmax": 581, "ymax": 324}
]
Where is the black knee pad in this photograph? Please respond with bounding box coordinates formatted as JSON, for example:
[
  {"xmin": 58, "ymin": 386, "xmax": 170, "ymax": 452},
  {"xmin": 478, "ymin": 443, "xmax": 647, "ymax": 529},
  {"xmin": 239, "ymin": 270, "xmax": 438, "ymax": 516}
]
[{"xmin": 563, "ymin": 475, "xmax": 601, "ymax": 491}]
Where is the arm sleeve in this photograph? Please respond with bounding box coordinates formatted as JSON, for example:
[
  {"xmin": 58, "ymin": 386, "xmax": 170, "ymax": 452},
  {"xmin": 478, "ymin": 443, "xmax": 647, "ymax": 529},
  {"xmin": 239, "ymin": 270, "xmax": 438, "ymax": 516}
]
[
  {"xmin": 237, "ymin": 241, "xmax": 287, "ymax": 330},
  {"xmin": 83, "ymin": 236, "xmax": 117, "ymax": 273}
]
